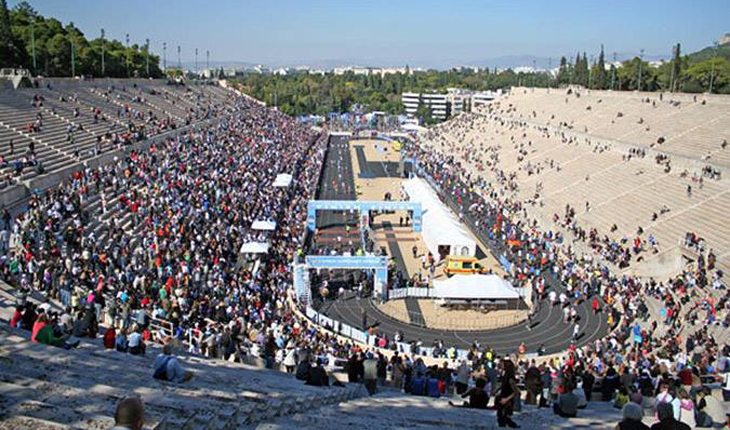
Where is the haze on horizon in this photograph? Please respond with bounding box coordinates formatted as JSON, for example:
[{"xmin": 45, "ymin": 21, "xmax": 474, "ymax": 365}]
[{"xmin": 10, "ymin": 0, "xmax": 729, "ymax": 68}]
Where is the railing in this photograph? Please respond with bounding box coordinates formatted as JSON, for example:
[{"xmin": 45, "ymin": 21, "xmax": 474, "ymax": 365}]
[
  {"xmin": 387, "ymin": 287, "xmax": 431, "ymax": 299},
  {"xmin": 147, "ymin": 315, "xmax": 174, "ymax": 343},
  {"xmin": 304, "ymin": 303, "xmax": 475, "ymax": 360},
  {"xmin": 0, "ymin": 68, "xmax": 30, "ymax": 78}
]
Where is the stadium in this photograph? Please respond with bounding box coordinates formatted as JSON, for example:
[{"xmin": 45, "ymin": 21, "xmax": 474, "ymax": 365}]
[{"xmin": 1, "ymin": 1, "xmax": 729, "ymax": 429}]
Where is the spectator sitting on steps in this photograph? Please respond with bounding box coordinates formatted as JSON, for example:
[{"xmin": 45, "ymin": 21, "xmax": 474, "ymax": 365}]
[
  {"xmin": 615, "ymin": 402, "xmax": 649, "ymax": 430},
  {"xmin": 449, "ymin": 377, "xmax": 490, "ymax": 409},
  {"xmin": 553, "ymin": 382, "xmax": 579, "ymax": 418},
  {"xmin": 152, "ymin": 343, "xmax": 193, "ymax": 383},
  {"xmin": 650, "ymin": 402, "xmax": 690, "ymax": 430}
]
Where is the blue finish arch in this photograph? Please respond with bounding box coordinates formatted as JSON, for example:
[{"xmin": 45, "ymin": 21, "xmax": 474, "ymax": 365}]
[
  {"xmin": 305, "ymin": 255, "xmax": 390, "ymax": 300},
  {"xmin": 307, "ymin": 200, "xmax": 422, "ymax": 233}
]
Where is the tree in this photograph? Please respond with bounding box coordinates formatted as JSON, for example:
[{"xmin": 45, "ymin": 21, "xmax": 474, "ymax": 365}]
[
  {"xmin": 683, "ymin": 57, "xmax": 730, "ymax": 93},
  {"xmin": 557, "ymin": 56, "xmax": 570, "ymax": 85},
  {"xmin": 415, "ymin": 102, "xmax": 433, "ymax": 125},
  {"xmin": 670, "ymin": 43, "xmax": 682, "ymax": 92},
  {"xmin": 617, "ymin": 57, "xmax": 659, "ymax": 91},
  {"xmin": 3, "ymin": 4, "xmax": 162, "ymax": 77},
  {"xmin": 595, "ymin": 45, "xmax": 607, "ymax": 89},
  {"xmin": 0, "ymin": 0, "xmax": 25, "ymax": 67}
]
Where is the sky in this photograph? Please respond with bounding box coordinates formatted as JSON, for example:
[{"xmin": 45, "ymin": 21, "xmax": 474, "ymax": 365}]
[{"xmin": 9, "ymin": 0, "xmax": 729, "ymax": 68}]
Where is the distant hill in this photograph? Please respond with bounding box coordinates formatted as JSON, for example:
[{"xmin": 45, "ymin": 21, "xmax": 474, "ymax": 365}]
[{"xmin": 687, "ymin": 41, "xmax": 730, "ymax": 63}]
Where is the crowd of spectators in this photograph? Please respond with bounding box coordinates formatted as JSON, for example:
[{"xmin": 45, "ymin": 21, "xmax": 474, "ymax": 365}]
[
  {"xmin": 2, "ymin": 84, "xmax": 729, "ymax": 428},
  {"xmin": 403, "ymin": 113, "xmax": 730, "ymax": 426}
]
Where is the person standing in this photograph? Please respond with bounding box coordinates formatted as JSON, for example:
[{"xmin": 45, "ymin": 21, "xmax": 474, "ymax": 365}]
[
  {"xmin": 582, "ymin": 368, "xmax": 595, "ymax": 402},
  {"xmin": 363, "ymin": 352, "xmax": 378, "ymax": 395},
  {"xmin": 455, "ymin": 360, "xmax": 470, "ymax": 395},
  {"xmin": 496, "ymin": 359, "xmax": 520, "ymax": 428}
]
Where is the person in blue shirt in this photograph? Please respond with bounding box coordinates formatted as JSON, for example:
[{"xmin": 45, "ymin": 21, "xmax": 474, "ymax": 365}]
[{"xmin": 152, "ymin": 344, "xmax": 193, "ymax": 383}]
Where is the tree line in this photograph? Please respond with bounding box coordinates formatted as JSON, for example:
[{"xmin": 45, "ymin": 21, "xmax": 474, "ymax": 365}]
[
  {"xmin": 235, "ymin": 44, "xmax": 729, "ymax": 118},
  {"xmin": 555, "ymin": 44, "xmax": 730, "ymax": 94},
  {"xmin": 233, "ymin": 67, "xmax": 548, "ymax": 117},
  {"xmin": 0, "ymin": 1, "xmax": 163, "ymax": 78}
]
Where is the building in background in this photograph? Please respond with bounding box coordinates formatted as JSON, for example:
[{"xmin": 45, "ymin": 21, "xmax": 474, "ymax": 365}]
[{"xmin": 402, "ymin": 89, "xmax": 502, "ymax": 122}]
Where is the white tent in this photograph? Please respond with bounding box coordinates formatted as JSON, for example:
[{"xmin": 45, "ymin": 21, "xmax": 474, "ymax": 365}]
[
  {"xmin": 273, "ymin": 174, "xmax": 293, "ymax": 188},
  {"xmin": 402, "ymin": 177, "xmax": 477, "ymax": 258},
  {"xmin": 239, "ymin": 241, "xmax": 270, "ymax": 254},
  {"xmin": 251, "ymin": 220, "xmax": 277, "ymax": 231},
  {"xmin": 400, "ymin": 123, "xmax": 428, "ymax": 133},
  {"xmin": 432, "ymin": 274, "xmax": 520, "ymax": 300}
]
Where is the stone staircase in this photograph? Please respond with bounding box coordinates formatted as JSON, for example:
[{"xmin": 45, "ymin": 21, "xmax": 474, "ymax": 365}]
[
  {"xmin": 259, "ymin": 391, "xmax": 659, "ymax": 430},
  {"xmin": 0, "ymin": 325, "xmax": 365, "ymax": 430},
  {"xmin": 258, "ymin": 390, "xmax": 499, "ymax": 429}
]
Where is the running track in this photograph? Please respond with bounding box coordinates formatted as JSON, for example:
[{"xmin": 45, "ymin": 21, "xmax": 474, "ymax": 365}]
[{"xmin": 313, "ymin": 135, "xmax": 609, "ymax": 355}]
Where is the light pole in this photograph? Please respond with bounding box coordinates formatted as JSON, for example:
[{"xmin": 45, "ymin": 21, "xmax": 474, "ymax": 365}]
[
  {"xmin": 125, "ymin": 33, "xmax": 130, "ymax": 77},
  {"xmin": 548, "ymin": 58, "xmax": 552, "ymax": 89},
  {"xmin": 145, "ymin": 38, "xmax": 150, "ymax": 77},
  {"xmin": 163, "ymin": 42, "xmax": 167, "ymax": 71},
  {"xmin": 195, "ymin": 48, "xmax": 199, "ymax": 75},
  {"xmin": 206, "ymin": 50, "xmax": 210, "ymax": 71},
  {"xmin": 709, "ymin": 42, "xmax": 719, "ymax": 94},
  {"xmin": 669, "ymin": 45, "xmax": 676, "ymax": 93},
  {"xmin": 637, "ymin": 49, "xmax": 644, "ymax": 91},
  {"xmin": 588, "ymin": 55, "xmax": 594, "ymax": 89},
  {"xmin": 177, "ymin": 45, "xmax": 181, "ymax": 71},
  {"xmin": 612, "ymin": 52, "xmax": 617, "ymax": 90},
  {"xmin": 101, "ymin": 28, "xmax": 105, "ymax": 77}
]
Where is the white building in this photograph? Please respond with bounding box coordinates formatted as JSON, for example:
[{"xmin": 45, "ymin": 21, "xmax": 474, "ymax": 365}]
[
  {"xmin": 401, "ymin": 92, "xmax": 448, "ymax": 121},
  {"xmin": 402, "ymin": 89, "xmax": 502, "ymax": 121},
  {"xmin": 334, "ymin": 66, "xmax": 417, "ymax": 76},
  {"xmin": 471, "ymin": 91, "xmax": 498, "ymax": 109},
  {"xmin": 401, "ymin": 92, "xmax": 422, "ymax": 117}
]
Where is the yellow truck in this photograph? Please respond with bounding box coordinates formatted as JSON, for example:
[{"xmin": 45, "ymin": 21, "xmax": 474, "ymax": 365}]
[{"xmin": 443, "ymin": 256, "xmax": 487, "ymax": 277}]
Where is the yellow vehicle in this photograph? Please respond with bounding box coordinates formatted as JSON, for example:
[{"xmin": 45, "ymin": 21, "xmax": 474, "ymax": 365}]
[{"xmin": 443, "ymin": 256, "xmax": 487, "ymax": 277}]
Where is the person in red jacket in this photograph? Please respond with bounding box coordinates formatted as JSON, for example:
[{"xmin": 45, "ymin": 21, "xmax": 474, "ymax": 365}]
[
  {"xmin": 31, "ymin": 313, "xmax": 49, "ymax": 342},
  {"xmin": 103, "ymin": 327, "xmax": 117, "ymax": 349},
  {"xmin": 9, "ymin": 306, "xmax": 22, "ymax": 328}
]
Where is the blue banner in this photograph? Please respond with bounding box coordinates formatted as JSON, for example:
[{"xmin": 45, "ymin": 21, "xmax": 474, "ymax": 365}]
[{"xmin": 305, "ymin": 255, "xmax": 388, "ymax": 269}]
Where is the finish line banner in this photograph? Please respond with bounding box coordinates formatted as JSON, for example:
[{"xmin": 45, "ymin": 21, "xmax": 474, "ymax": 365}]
[{"xmin": 305, "ymin": 255, "xmax": 388, "ymax": 269}]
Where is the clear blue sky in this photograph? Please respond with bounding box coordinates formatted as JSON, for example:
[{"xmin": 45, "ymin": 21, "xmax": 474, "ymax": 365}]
[{"xmin": 10, "ymin": 0, "xmax": 729, "ymax": 68}]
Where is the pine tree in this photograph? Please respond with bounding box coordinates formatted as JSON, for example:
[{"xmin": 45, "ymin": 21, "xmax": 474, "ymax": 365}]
[
  {"xmin": 596, "ymin": 45, "xmax": 606, "ymax": 89},
  {"xmin": 670, "ymin": 43, "xmax": 682, "ymax": 92},
  {"xmin": 558, "ymin": 56, "xmax": 568, "ymax": 84}
]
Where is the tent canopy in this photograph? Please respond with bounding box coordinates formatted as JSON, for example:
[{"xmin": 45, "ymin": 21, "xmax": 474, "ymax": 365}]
[
  {"xmin": 251, "ymin": 220, "xmax": 277, "ymax": 231},
  {"xmin": 402, "ymin": 177, "xmax": 476, "ymax": 258},
  {"xmin": 432, "ymin": 274, "xmax": 519, "ymax": 300},
  {"xmin": 240, "ymin": 241, "xmax": 270, "ymax": 254},
  {"xmin": 273, "ymin": 174, "xmax": 293, "ymax": 187}
]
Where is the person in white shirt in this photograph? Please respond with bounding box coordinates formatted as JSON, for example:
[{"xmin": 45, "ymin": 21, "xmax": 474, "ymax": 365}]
[{"xmin": 128, "ymin": 328, "xmax": 144, "ymax": 355}]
